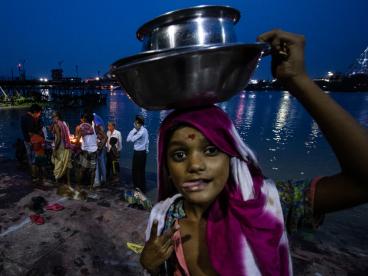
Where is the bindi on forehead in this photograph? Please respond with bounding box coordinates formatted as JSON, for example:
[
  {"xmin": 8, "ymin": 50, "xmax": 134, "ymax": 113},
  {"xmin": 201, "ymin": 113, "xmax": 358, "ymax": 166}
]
[{"xmin": 187, "ymin": 134, "xmax": 196, "ymax": 140}]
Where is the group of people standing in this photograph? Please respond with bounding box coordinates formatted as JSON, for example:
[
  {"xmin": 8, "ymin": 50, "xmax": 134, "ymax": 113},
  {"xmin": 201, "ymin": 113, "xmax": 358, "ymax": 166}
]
[{"xmin": 20, "ymin": 105, "xmax": 149, "ymax": 192}]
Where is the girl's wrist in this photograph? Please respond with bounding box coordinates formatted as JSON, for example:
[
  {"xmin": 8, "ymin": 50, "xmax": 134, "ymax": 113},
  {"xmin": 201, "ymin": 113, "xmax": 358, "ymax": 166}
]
[
  {"xmin": 283, "ymin": 74, "xmax": 324, "ymax": 101},
  {"xmin": 140, "ymin": 257, "xmax": 160, "ymax": 275},
  {"xmin": 285, "ymin": 73, "xmax": 311, "ymax": 90}
]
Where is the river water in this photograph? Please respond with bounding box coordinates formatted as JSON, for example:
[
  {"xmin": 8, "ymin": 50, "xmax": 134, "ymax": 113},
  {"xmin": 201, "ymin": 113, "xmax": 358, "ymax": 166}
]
[{"xmin": 1, "ymin": 90, "xmax": 367, "ymax": 182}]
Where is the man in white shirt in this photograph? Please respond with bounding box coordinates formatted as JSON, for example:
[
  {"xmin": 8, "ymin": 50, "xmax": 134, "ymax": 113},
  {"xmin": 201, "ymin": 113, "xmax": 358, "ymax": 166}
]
[
  {"xmin": 107, "ymin": 122, "xmax": 122, "ymax": 152},
  {"xmin": 106, "ymin": 122, "xmax": 122, "ymax": 181},
  {"xmin": 126, "ymin": 115, "xmax": 149, "ymax": 192}
]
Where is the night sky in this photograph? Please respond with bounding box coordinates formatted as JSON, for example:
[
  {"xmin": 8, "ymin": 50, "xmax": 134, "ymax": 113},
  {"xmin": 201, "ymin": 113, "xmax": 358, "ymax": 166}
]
[{"xmin": 1, "ymin": 0, "xmax": 367, "ymax": 80}]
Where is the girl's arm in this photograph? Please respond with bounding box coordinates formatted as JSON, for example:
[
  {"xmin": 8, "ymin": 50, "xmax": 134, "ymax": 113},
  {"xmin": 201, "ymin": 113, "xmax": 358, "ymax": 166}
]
[
  {"xmin": 287, "ymin": 75, "xmax": 368, "ymax": 214},
  {"xmin": 258, "ymin": 29, "xmax": 368, "ymax": 215}
]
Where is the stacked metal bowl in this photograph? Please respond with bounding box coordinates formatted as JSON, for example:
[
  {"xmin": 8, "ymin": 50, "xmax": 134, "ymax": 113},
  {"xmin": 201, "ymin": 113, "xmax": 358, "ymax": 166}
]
[{"xmin": 110, "ymin": 5, "xmax": 267, "ymax": 110}]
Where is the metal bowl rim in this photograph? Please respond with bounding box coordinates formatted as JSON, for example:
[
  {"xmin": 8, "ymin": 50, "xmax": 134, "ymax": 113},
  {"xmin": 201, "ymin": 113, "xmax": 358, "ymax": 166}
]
[
  {"xmin": 136, "ymin": 5, "xmax": 241, "ymax": 41},
  {"xmin": 111, "ymin": 42, "xmax": 267, "ymax": 73}
]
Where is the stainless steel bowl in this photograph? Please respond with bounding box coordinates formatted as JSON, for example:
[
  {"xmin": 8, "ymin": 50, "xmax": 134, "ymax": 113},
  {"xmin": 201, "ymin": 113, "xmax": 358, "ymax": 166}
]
[
  {"xmin": 137, "ymin": 5, "xmax": 240, "ymax": 51},
  {"xmin": 111, "ymin": 43, "xmax": 266, "ymax": 110}
]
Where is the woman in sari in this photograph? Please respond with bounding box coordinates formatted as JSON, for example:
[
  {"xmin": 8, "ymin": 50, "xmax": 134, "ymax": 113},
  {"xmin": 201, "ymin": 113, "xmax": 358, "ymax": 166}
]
[{"xmin": 51, "ymin": 111, "xmax": 72, "ymax": 186}]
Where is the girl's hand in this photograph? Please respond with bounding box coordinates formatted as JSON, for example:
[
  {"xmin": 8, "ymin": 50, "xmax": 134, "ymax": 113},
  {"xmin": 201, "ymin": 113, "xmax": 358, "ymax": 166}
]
[
  {"xmin": 140, "ymin": 220, "xmax": 180, "ymax": 274},
  {"xmin": 257, "ymin": 29, "xmax": 307, "ymax": 83}
]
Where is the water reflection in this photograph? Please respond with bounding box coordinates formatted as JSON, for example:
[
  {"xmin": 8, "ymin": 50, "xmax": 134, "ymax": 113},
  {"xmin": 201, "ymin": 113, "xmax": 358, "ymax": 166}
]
[
  {"xmin": 234, "ymin": 92, "xmax": 246, "ymax": 125},
  {"xmin": 305, "ymin": 121, "xmax": 321, "ymax": 153},
  {"xmin": 358, "ymin": 94, "xmax": 368, "ymax": 125},
  {"xmin": 109, "ymin": 98, "xmax": 118, "ymax": 115},
  {"xmin": 218, "ymin": 101, "xmax": 228, "ymax": 112},
  {"xmin": 235, "ymin": 92, "xmax": 255, "ymax": 137},
  {"xmin": 1, "ymin": 91, "xmax": 366, "ymax": 180},
  {"xmin": 273, "ymin": 91, "xmax": 293, "ymax": 144},
  {"xmin": 140, "ymin": 108, "xmax": 148, "ymax": 121}
]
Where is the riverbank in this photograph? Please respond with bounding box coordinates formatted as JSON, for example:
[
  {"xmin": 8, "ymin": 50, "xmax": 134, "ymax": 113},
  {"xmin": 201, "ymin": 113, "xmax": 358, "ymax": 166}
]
[
  {"xmin": 0, "ymin": 158, "xmax": 152, "ymax": 275},
  {"xmin": 0, "ymin": 101, "xmax": 49, "ymax": 110},
  {"xmin": 0, "ymin": 158, "xmax": 367, "ymax": 275}
]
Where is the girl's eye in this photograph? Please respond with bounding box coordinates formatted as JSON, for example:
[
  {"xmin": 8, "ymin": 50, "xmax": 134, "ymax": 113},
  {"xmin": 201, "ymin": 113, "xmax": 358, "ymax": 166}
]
[
  {"xmin": 172, "ymin": 151, "xmax": 187, "ymax": 162},
  {"xmin": 205, "ymin": 146, "xmax": 219, "ymax": 156}
]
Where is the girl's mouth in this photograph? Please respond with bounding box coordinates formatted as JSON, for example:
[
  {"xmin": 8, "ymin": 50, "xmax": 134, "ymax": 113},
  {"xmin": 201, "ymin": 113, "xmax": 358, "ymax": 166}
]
[{"xmin": 182, "ymin": 179, "xmax": 210, "ymax": 192}]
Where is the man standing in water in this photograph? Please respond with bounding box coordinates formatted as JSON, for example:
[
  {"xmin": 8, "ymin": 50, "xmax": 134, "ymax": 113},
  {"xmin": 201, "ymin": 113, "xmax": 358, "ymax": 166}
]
[
  {"xmin": 20, "ymin": 104, "xmax": 43, "ymax": 183},
  {"xmin": 127, "ymin": 115, "xmax": 149, "ymax": 192}
]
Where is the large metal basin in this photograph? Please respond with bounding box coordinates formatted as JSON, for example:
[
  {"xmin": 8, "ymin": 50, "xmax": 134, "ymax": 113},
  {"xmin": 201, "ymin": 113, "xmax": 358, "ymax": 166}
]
[
  {"xmin": 111, "ymin": 43, "xmax": 266, "ymax": 110},
  {"xmin": 137, "ymin": 5, "xmax": 240, "ymax": 51}
]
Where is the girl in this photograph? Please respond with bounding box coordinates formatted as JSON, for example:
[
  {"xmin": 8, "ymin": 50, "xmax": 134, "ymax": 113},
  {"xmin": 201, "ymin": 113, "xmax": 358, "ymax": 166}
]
[{"xmin": 140, "ymin": 30, "xmax": 368, "ymax": 275}]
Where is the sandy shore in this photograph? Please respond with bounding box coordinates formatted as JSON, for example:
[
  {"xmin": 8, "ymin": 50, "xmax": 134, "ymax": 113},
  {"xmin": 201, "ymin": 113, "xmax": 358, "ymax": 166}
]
[{"xmin": 0, "ymin": 158, "xmax": 367, "ymax": 275}]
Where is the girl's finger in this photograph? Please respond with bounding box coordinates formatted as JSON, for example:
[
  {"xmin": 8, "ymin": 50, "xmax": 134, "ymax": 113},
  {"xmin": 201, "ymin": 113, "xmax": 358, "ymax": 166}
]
[
  {"xmin": 162, "ymin": 235, "xmax": 173, "ymax": 249},
  {"xmin": 258, "ymin": 29, "xmax": 303, "ymax": 46},
  {"xmin": 162, "ymin": 221, "xmax": 180, "ymax": 242},
  {"xmin": 149, "ymin": 220, "xmax": 159, "ymax": 240},
  {"xmin": 162, "ymin": 244, "xmax": 174, "ymax": 259}
]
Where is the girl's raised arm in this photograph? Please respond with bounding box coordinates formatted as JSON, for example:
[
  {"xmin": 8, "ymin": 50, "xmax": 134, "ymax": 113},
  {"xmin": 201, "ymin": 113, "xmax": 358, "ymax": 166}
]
[{"xmin": 258, "ymin": 29, "xmax": 368, "ymax": 215}]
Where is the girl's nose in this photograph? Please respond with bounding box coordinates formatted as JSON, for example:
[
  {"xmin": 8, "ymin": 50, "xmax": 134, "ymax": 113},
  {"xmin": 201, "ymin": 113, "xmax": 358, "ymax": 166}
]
[{"xmin": 187, "ymin": 152, "xmax": 206, "ymax": 173}]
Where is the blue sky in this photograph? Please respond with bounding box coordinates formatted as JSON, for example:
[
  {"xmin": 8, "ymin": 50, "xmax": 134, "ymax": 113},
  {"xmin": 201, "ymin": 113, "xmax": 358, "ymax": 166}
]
[{"xmin": 1, "ymin": 0, "xmax": 367, "ymax": 80}]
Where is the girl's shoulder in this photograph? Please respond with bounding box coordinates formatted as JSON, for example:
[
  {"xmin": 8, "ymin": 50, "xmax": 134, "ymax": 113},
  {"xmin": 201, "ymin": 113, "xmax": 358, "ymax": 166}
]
[
  {"xmin": 150, "ymin": 194, "xmax": 183, "ymax": 219},
  {"xmin": 146, "ymin": 194, "xmax": 182, "ymax": 240}
]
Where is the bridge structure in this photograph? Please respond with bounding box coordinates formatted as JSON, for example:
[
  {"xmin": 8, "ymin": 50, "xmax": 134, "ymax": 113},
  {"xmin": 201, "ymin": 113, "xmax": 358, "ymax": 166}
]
[{"xmin": 348, "ymin": 46, "xmax": 368, "ymax": 76}]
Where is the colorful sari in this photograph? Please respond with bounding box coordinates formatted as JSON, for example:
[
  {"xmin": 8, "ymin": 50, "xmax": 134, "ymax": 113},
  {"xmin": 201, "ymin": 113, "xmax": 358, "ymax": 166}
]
[{"xmin": 52, "ymin": 120, "xmax": 72, "ymax": 179}]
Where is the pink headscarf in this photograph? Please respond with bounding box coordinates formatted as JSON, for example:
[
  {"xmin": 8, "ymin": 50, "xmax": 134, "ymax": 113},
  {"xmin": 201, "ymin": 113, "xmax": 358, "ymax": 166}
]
[{"xmin": 156, "ymin": 105, "xmax": 292, "ymax": 275}]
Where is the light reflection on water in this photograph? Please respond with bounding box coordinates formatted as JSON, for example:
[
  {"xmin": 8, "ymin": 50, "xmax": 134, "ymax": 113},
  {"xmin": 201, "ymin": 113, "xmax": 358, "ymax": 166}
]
[
  {"xmin": 305, "ymin": 121, "xmax": 321, "ymax": 153},
  {"xmin": 0, "ymin": 90, "xmax": 367, "ymax": 181},
  {"xmin": 358, "ymin": 94, "xmax": 368, "ymax": 125}
]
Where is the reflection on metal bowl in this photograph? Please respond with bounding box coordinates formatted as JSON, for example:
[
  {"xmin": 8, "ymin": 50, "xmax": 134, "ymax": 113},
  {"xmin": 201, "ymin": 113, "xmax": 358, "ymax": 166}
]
[
  {"xmin": 137, "ymin": 5, "xmax": 240, "ymax": 51},
  {"xmin": 111, "ymin": 43, "xmax": 267, "ymax": 110}
]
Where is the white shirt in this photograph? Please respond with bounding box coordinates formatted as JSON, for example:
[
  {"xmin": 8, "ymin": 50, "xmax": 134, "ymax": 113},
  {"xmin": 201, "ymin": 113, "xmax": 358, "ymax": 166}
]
[
  {"xmin": 126, "ymin": 126, "xmax": 149, "ymax": 152},
  {"xmin": 106, "ymin": 129, "xmax": 122, "ymax": 152},
  {"xmin": 81, "ymin": 124, "xmax": 98, "ymax": 153}
]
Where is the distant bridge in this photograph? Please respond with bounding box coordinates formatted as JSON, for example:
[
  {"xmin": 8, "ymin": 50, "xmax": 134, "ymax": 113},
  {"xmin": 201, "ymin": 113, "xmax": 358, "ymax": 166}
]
[{"xmin": 348, "ymin": 46, "xmax": 368, "ymax": 76}]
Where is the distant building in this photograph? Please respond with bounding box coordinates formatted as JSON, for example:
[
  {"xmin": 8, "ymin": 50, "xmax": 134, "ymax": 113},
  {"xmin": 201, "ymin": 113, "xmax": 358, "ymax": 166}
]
[{"xmin": 51, "ymin": 69, "xmax": 63, "ymax": 80}]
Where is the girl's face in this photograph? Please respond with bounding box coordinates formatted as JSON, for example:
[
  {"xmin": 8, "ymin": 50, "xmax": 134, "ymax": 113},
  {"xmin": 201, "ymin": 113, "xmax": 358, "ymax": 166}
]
[{"xmin": 166, "ymin": 126, "xmax": 230, "ymax": 206}]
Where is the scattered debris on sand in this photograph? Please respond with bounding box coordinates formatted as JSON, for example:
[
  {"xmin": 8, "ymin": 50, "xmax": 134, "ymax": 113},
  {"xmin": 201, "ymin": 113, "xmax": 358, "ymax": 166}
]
[{"xmin": 1, "ymin": 158, "xmax": 367, "ymax": 275}]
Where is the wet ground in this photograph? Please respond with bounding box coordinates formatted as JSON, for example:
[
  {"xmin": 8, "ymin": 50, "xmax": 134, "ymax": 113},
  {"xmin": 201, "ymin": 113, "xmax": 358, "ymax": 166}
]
[
  {"xmin": 0, "ymin": 159, "xmax": 150, "ymax": 276},
  {"xmin": 0, "ymin": 158, "xmax": 367, "ymax": 275}
]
